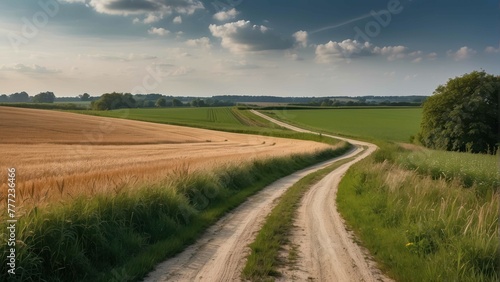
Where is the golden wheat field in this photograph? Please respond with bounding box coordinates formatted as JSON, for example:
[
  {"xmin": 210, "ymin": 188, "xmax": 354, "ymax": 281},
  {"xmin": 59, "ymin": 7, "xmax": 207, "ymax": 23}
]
[{"xmin": 0, "ymin": 107, "xmax": 330, "ymax": 209}]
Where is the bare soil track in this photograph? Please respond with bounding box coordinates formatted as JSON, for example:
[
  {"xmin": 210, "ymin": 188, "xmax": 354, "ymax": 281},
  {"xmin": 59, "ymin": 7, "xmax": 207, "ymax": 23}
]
[{"xmin": 144, "ymin": 111, "xmax": 391, "ymax": 282}]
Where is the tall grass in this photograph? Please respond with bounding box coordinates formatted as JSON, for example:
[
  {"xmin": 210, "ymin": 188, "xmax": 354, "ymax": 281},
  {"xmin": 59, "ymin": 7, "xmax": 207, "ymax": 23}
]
[
  {"xmin": 0, "ymin": 146, "xmax": 346, "ymax": 282},
  {"xmin": 337, "ymin": 144, "xmax": 499, "ymax": 281},
  {"xmin": 396, "ymin": 148, "xmax": 500, "ymax": 196}
]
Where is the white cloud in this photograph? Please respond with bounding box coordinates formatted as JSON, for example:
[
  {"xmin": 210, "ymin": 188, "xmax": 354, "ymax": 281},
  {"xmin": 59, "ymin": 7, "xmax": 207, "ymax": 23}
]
[
  {"xmin": 143, "ymin": 14, "xmax": 161, "ymax": 24},
  {"xmin": 293, "ymin": 30, "xmax": 308, "ymax": 48},
  {"xmin": 0, "ymin": 64, "xmax": 60, "ymax": 74},
  {"xmin": 185, "ymin": 37, "xmax": 212, "ymax": 49},
  {"xmin": 148, "ymin": 27, "xmax": 169, "ymax": 36},
  {"xmin": 373, "ymin": 45, "xmax": 408, "ymax": 61},
  {"xmin": 67, "ymin": 0, "xmax": 204, "ymax": 23},
  {"xmin": 173, "ymin": 16, "xmax": 182, "ymax": 24},
  {"xmin": 209, "ymin": 20, "xmax": 293, "ymax": 54},
  {"xmin": 447, "ymin": 46, "xmax": 476, "ymax": 61},
  {"xmin": 315, "ymin": 39, "xmax": 420, "ymax": 63},
  {"xmin": 213, "ymin": 8, "xmax": 239, "ymax": 21},
  {"xmin": 485, "ymin": 45, "xmax": 500, "ymax": 54},
  {"xmin": 315, "ymin": 40, "xmax": 374, "ymax": 63}
]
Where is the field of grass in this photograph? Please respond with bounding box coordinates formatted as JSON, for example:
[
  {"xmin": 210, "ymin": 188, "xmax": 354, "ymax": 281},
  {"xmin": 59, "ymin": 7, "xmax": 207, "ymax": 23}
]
[
  {"xmin": 265, "ymin": 108, "xmax": 499, "ymax": 281},
  {"xmin": 0, "ymin": 106, "xmax": 347, "ymax": 281},
  {"xmin": 263, "ymin": 108, "xmax": 422, "ymax": 142},
  {"xmin": 0, "ymin": 146, "xmax": 347, "ymax": 281},
  {"xmin": 0, "ymin": 106, "xmax": 333, "ymax": 211},
  {"xmin": 73, "ymin": 107, "xmax": 340, "ymax": 145},
  {"xmin": 77, "ymin": 107, "xmax": 255, "ymax": 132}
]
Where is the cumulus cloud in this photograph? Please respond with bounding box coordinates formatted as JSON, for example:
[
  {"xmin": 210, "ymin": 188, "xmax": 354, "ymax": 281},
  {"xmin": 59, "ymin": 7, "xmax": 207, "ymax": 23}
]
[
  {"xmin": 173, "ymin": 15, "xmax": 182, "ymax": 24},
  {"xmin": 185, "ymin": 37, "xmax": 212, "ymax": 49},
  {"xmin": 0, "ymin": 64, "xmax": 60, "ymax": 74},
  {"xmin": 90, "ymin": 0, "xmax": 203, "ymax": 15},
  {"xmin": 315, "ymin": 40, "xmax": 374, "ymax": 63},
  {"xmin": 447, "ymin": 46, "xmax": 476, "ymax": 61},
  {"xmin": 293, "ymin": 30, "xmax": 308, "ymax": 48},
  {"xmin": 315, "ymin": 39, "xmax": 419, "ymax": 63},
  {"xmin": 66, "ymin": 0, "xmax": 203, "ymax": 23},
  {"xmin": 209, "ymin": 20, "xmax": 293, "ymax": 54},
  {"xmin": 373, "ymin": 46, "xmax": 408, "ymax": 61},
  {"xmin": 213, "ymin": 8, "xmax": 239, "ymax": 21},
  {"xmin": 148, "ymin": 27, "xmax": 169, "ymax": 36}
]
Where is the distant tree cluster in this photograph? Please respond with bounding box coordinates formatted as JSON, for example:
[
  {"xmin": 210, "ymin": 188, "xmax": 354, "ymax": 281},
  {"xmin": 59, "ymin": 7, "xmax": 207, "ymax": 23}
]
[
  {"xmin": 91, "ymin": 93, "xmax": 136, "ymax": 110},
  {"xmin": 190, "ymin": 98, "xmax": 234, "ymax": 107},
  {"xmin": 32, "ymin": 92, "xmax": 56, "ymax": 103},
  {"xmin": 0, "ymin": 92, "xmax": 30, "ymax": 103},
  {"xmin": 418, "ymin": 71, "xmax": 499, "ymax": 154},
  {"xmin": 0, "ymin": 91, "xmax": 57, "ymax": 103}
]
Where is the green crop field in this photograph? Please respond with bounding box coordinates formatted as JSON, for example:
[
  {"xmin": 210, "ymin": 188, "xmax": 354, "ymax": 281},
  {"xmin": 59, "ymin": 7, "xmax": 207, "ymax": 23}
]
[
  {"xmin": 263, "ymin": 108, "xmax": 422, "ymax": 142},
  {"xmin": 79, "ymin": 107, "xmax": 244, "ymax": 130},
  {"xmin": 73, "ymin": 107, "xmax": 340, "ymax": 145},
  {"xmin": 261, "ymin": 107, "xmax": 498, "ymax": 282}
]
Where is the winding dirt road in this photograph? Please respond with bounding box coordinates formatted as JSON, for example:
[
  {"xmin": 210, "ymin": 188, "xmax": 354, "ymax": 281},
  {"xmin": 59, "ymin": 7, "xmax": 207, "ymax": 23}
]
[{"xmin": 144, "ymin": 110, "xmax": 390, "ymax": 282}]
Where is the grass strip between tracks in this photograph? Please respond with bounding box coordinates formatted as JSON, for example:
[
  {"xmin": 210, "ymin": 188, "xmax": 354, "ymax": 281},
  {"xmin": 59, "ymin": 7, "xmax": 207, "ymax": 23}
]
[{"xmin": 242, "ymin": 155, "xmax": 357, "ymax": 281}]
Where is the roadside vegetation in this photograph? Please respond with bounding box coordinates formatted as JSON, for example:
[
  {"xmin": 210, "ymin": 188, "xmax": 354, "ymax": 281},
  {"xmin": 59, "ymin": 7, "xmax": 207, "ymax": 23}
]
[
  {"xmin": 337, "ymin": 144, "xmax": 499, "ymax": 281},
  {"xmin": 263, "ymin": 71, "xmax": 499, "ymax": 281},
  {"xmin": 242, "ymin": 155, "xmax": 355, "ymax": 281},
  {"xmin": 0, "ymin": 146, "xmax": 348, "ymax": 281}
]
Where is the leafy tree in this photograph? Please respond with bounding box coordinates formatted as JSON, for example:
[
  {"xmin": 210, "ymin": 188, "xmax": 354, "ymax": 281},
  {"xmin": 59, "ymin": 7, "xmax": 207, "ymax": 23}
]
[
  {"xmin": 172, "ymin": 98, "xmax": 183, "ymax": 107},
  {"xmin": 9, "ymin": 92, "xmax": 30, "ymax": 102},
  {"xmin": 80, "ymin": 93, "xmax": 90, "ymax": 101},
  {"xmin": 0, "ymin": 94, "xmax": 8, "ymax": 102},
  {"xmin": 32, "ymin": 91, "xmax": 56, "ymax": 103},
  {"xmin": 155, "ymin": 97, "xmax": 167, "ymax": 107},
  {"xmin": 91, "ymin": 92, "xmax": 136, "ymax": 110},
  {"xmin": 418, "ymin": 71, "xmax": 499, "ymax": 154}
]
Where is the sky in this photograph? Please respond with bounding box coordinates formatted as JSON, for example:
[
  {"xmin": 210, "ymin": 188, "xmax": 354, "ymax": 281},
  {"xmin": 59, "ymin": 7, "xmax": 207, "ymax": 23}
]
[{"xmin": 0, "ymin": 0, "xmax": 499, "ymax": 97}]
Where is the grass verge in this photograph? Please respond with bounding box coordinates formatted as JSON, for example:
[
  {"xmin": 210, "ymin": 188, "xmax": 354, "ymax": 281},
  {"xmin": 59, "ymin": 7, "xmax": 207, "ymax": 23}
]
[
  {"xmin": 242, "ymin": 153, "xmax": 355, "ymax": 281},
  {"xmin": 0, "ymin": 144, "xmax": 350, "ymax": 282},
  {"xmin": 337, "ymin": 144, "xmax": 499, "ymax": 282}
]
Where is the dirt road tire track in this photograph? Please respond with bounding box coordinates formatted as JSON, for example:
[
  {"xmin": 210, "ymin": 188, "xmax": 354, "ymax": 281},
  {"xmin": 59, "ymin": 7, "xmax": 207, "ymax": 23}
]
[
  {"xmin": 143, "ymin": 150, "xmax": 360, "ymax": 282},
  {"xmin": 253, "ymin": 110, "xmax": 392, "ymax": 282},
  {"xmin": 144, "ymin": 110, "xmax": 390, "ymax": 282}
]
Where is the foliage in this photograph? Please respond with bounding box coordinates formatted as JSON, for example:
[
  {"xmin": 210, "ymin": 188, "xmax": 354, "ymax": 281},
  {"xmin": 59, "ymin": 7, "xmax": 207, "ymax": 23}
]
[
  {"xmin": 337, "ymin": 148, "xmax": 499, "ymax": 282},
  {"xmin": 1, "ymin": 91, "xmax": 30, "ymax": 102},
  {"xmin": 418, "ymin": 71, "xmax": 500, "ymax": 154},
  {"xmin": 91, "ymin": 92, "xmax": 136, "ymax": 110},
  {"xmin": 32, "ymin": 91, "xmax": 56, "ymax": 103},
  {"xmin": 79, "ymin": 93, "xmax": 90, "ymax": 101},
  {"xmin": 155, "ymin": 97, "xmax": 167, "ymax": 107},
  {"xmin": 0, "ymin": 148, "xmax": 344, "ymax": 281},
  {"xmin": 396, "ymin": 148, "xmax": 500, "ymax": 195}
]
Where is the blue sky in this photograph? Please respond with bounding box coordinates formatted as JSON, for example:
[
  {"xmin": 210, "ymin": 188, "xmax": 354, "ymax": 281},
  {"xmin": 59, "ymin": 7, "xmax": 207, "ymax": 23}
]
[{"xmin": 0, "ymin": 0, "xmax": 498, "ymax": 97}]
